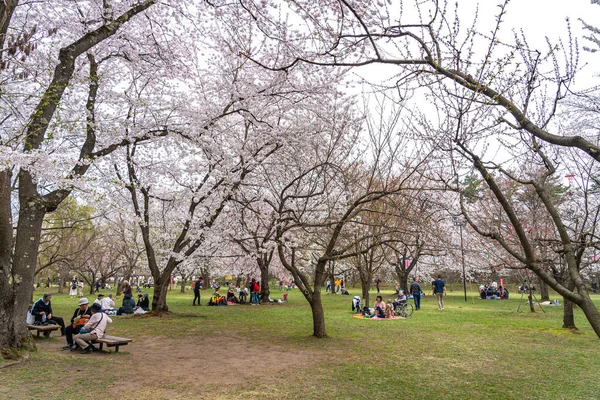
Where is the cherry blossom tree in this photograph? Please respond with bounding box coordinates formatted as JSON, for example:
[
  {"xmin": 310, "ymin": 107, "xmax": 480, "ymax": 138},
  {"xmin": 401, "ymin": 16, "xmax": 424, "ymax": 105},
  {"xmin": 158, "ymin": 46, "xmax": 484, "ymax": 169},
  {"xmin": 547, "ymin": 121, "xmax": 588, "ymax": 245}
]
[
  {"xmin": 103, "ymin": 27, "xmax": 344, "ymax": 311},
  {"xmin": 229, "ymin": 188, "xmax": 278, "ymax": 302},
  {"xmin": 222, "ymin": 0, "xmax": 600, "ymax": 336},
  {"xmin": 0, "ymin": 0, "xmax": 159, "ymax": 358}
]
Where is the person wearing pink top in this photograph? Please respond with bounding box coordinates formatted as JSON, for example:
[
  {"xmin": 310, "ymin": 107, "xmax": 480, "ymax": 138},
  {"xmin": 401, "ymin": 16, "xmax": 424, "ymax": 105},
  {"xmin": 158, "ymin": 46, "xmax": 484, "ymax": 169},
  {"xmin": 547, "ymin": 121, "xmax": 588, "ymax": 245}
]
[
  {"xmin": 73, "ymin": 303, "xmax": 112, "ymax": 354},
  {"xmin": 373, "ymin": 296, "xmax": 386, "ymax": 318}
]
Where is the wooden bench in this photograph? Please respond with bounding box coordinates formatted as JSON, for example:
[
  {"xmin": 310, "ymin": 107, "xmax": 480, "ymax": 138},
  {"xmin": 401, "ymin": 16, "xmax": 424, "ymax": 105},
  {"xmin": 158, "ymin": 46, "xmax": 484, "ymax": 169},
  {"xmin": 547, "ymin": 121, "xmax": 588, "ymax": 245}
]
[
  {"xmin": 27, "ymin": 324, "xmax": 60, "ymax": 338},
  {"xmin": 92, "ymin": 335, "xmax": 133, "ymax": 353}
]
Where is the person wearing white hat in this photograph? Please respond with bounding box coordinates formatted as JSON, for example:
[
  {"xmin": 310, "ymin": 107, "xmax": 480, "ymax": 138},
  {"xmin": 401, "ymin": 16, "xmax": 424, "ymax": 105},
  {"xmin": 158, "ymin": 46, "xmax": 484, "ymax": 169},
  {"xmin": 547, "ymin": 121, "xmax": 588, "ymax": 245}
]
[
  {"xmin": 62, "ymin": 298, "xmax": 92, "ymax": 350},
  {"xmin": 74, "ymin": 303, "xmax": 112, "ymax": 354}
]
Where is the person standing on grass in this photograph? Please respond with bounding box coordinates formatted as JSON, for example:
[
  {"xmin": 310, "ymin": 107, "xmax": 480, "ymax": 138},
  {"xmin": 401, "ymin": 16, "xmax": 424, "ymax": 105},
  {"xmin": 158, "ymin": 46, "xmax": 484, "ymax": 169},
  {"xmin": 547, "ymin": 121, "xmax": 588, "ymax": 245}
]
[
  {"xmin": 193, "ymin": 277, "xmax": 202, "ymax": 306},
  {"xmin": 122, "ymin": 281, "xmax": 132, "ymax": 296},
  {"xmin": 432, "ymin": 275, "xmax": 446, "ymax": 310},
  {"xmin": 410, "ymin": 277, "xmax": 423, "ymax": 311},
  {"xmin": 69, "ymin": 278, "xmax": 78, "ymax": 298},
  {"xmin": 375, "ymin": 278, "xmax": 381, "ymax": 294},
  {"xmin": 250, "ymin": 278, "xmax": 260, "ymax": 305}
]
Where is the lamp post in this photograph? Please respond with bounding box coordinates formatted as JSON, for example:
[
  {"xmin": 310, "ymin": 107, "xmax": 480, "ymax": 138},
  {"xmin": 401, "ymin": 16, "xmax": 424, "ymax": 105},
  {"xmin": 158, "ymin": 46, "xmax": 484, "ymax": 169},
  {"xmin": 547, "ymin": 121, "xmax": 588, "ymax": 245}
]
[{"xmin": 453, "ymin": 216, "xmax": 467, "ymax": 302}]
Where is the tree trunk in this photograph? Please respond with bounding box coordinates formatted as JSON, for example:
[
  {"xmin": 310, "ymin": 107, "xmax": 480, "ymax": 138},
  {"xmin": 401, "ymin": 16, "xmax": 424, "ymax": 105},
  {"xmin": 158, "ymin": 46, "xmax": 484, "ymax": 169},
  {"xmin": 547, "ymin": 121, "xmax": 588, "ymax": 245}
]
[
  {"xmin": 361, "ymin": 282, "xmax": 370, "ymax": 308},
  {"xmin": 398, "ymin": 269, "xmax": 409, "ymax": 294},
  {"xmin": 359, "ymin": 268, "xmax": 372, "ymax": 306},
  {"xmin": 528, "ymin": 289, "xmax": 535, "ymax": 313},
  {"xmin": 577, "ymin": 296, "xmax": 600, "ymax": 337},
  {"xmin": 309, "ymin": 295, "xmax": 327, "ymax": 338},
  {"xmin": 563, "ymin": 297, "xmax": 576, "ymax": 329},
  {"xmin": 180, "ymin": 279, "xmax": 186, "ymax": 293},
  {"xmin": 151, "ymin": 276, "xmax": 170, "ymax": 313},
  {"xmin": 562, "ymin": 280, "xmax": 577, "ymax": 329},
  {"xmin": 260, "ymin": 268, "xmax": 270, "ymax": 302},
  {"xmin": 538, "ymin": 278, "xmax": 550, "ymax": 302},
  {"xmin": 200, "ymin": 267, "xmax": 210, "ymax": 289},
  {"xmin": 0, "ymin": 182, "xmax": 45, "ymax": 357}
]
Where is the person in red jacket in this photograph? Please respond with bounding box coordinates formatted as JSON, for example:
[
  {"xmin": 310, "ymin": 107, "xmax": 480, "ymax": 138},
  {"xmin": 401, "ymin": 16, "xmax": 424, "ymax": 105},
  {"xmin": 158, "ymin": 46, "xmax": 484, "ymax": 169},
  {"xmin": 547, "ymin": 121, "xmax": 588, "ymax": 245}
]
[{"xmin": 250, "ymin": 278, "xmax": 260, "ymax": 305}]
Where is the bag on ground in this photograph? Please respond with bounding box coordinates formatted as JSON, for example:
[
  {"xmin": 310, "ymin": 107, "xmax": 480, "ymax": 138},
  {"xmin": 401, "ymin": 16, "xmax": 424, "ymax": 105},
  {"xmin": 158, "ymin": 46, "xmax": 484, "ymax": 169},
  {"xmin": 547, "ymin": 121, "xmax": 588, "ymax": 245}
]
[{"xmin": 26, "ymin": 306, "xmax": 35, "ymax": 325}]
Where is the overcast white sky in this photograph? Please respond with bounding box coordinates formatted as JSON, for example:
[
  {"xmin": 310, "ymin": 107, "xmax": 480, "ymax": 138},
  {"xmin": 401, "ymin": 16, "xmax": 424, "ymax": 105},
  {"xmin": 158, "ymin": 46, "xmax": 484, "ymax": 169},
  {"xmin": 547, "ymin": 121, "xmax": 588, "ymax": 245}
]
[
  {"xmin": 345, "ymin": 0, "xmax": 600, "ymax": 179},
  {"xmin": 461, "ymin": 0, "xmax": 599, "ymax": 81}
]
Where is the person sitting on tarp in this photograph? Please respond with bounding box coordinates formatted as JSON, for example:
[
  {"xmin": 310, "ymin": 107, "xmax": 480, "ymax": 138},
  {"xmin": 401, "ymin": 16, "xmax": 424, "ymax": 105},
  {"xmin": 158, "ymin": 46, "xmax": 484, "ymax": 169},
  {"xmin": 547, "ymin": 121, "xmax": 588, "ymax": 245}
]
[
  {"xmin": 134, "ymin": 293, "xmax": 150, "ymax": 312},
  {"xmin": 227, "ymin": 288, "xmax": 238, "ymax": 303},
  {"xmin": 373, "ymin": 295, "xmax": 386, "ymax": 318},
  {"xmin": 208, "ymin": 290, "xmax": 227, "ymax": 306},
  {"xmin": 480, "ymin": 286, "xmax": 487, "ymax": 299},
  {"xmin": 117, "ymin": 293, "xmax": 135, "ymax": 315}
]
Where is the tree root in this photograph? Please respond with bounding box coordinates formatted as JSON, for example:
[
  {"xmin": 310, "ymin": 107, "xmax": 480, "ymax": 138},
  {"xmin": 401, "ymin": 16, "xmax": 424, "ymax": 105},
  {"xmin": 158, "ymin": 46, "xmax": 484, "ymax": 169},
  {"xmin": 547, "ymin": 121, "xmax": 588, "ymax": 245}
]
[
  {"xmin": 0, "ymin": 348, "xmax": 31, "ymax": 365},
  {"xmin": 562, "ymin": 324, "xmax": 580, "ymax": 332}
]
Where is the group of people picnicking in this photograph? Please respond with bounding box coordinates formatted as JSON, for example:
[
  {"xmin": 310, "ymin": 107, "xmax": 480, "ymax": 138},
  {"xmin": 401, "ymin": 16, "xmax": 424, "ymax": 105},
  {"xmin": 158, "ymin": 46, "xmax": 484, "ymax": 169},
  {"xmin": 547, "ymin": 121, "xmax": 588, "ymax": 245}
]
[
  {"xmin": 352, "ymin": 275, "xmax": 449, "ymax": 318},
  {"xmin": 193, "ymin": 277, "xmax": 291, "ymax": 306},
  {"xmin": 325, "ymin": 279, "xmax": 350, "ymax": 295},
  {"xmin": 29, "ymin": 280, "xmax": 151, "ymax": 354},
  {"xmin": 479, "ymin": 282, "xmax": 509, "ymax": 299}
]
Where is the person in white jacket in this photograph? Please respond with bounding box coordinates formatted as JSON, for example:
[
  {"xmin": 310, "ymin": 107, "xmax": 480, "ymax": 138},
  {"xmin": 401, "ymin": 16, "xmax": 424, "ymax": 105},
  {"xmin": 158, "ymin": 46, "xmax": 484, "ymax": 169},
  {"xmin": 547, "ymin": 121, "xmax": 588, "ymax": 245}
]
[
  {"xmin": 73, "ymin": 303, "xmax": 112, "ymax": 354},
  {"xmin": 100, "ymin": 293, "xmax": 116, "ymax": 313}
]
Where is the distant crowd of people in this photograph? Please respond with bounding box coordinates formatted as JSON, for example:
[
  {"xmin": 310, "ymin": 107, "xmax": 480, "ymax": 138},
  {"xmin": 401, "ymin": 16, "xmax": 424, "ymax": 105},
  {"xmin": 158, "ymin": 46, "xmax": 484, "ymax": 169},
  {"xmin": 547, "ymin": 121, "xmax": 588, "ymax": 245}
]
[{"xmin": 479, "ymin": 282, "xmax": 509, "ymax": 299}]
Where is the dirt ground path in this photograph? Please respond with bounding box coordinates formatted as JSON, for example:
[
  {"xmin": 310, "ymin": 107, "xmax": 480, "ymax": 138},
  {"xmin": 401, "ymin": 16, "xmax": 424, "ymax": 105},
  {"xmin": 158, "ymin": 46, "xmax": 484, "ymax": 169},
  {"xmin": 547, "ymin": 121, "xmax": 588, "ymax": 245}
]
[{"xmin": 37, "ymin": 331, "xmax": 320, "ymax": 399}]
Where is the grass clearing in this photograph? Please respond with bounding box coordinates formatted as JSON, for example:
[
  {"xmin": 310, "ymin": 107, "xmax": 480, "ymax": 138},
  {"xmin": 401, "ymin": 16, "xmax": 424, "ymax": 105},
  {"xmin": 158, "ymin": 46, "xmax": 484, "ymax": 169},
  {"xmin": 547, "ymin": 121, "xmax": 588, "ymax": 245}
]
[{"xmin": 1, "ymin": 286, "xmax": 599, "ymax": 399}]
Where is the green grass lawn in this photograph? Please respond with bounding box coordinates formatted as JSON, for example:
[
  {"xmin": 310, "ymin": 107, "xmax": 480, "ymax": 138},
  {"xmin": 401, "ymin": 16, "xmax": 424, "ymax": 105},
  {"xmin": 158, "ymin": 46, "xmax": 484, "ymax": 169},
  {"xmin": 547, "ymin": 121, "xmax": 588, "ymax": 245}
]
[{"xmin": 1, "ymin": 285, "xmax": 599, "ymax": 399}]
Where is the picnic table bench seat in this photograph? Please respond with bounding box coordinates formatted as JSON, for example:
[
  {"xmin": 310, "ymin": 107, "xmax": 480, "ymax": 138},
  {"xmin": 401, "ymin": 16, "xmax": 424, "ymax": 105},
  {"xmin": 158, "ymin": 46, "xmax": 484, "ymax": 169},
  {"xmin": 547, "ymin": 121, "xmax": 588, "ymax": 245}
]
[
  {"xmin": 92, "ymin": 335, "xmax": 133, "ymax": 353},
  {"xmin": 27, "ymin": 324, "xmax": 60, "ymax": 337}
]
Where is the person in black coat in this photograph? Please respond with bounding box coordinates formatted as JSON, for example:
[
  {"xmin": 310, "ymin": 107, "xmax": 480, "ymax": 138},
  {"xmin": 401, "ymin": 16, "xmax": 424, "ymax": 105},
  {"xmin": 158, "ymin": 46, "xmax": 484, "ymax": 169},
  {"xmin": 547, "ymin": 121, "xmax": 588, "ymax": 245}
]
[
  {"xmin": 63, "ymin": 298, "xmax": 93, "ymax": 350},
  {"xmin": 32, "ymin": 294, "xmax": 65, "ymax": 335},
  {"xmin": 193, "ymin": 277, "xmax": 202, "ymax": 306},
  {"xmin": 134, "ymin": 293, "xmax": 150, "ymax": 312}
]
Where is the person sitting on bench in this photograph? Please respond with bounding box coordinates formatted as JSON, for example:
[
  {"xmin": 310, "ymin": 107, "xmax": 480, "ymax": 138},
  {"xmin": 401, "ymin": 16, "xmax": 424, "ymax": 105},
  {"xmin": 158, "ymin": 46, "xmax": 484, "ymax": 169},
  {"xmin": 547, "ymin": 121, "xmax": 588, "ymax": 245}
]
[
  {"xmin": 32, "ymin": 293, "xmax": 65, "ymax": 336},
  {"xmin": 73, "ymin": 303, "xmax": 112, "ymax": 354},
  {"xmin": 63, "ymin": 297, "xmax": 92, "ymax": 350}
]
